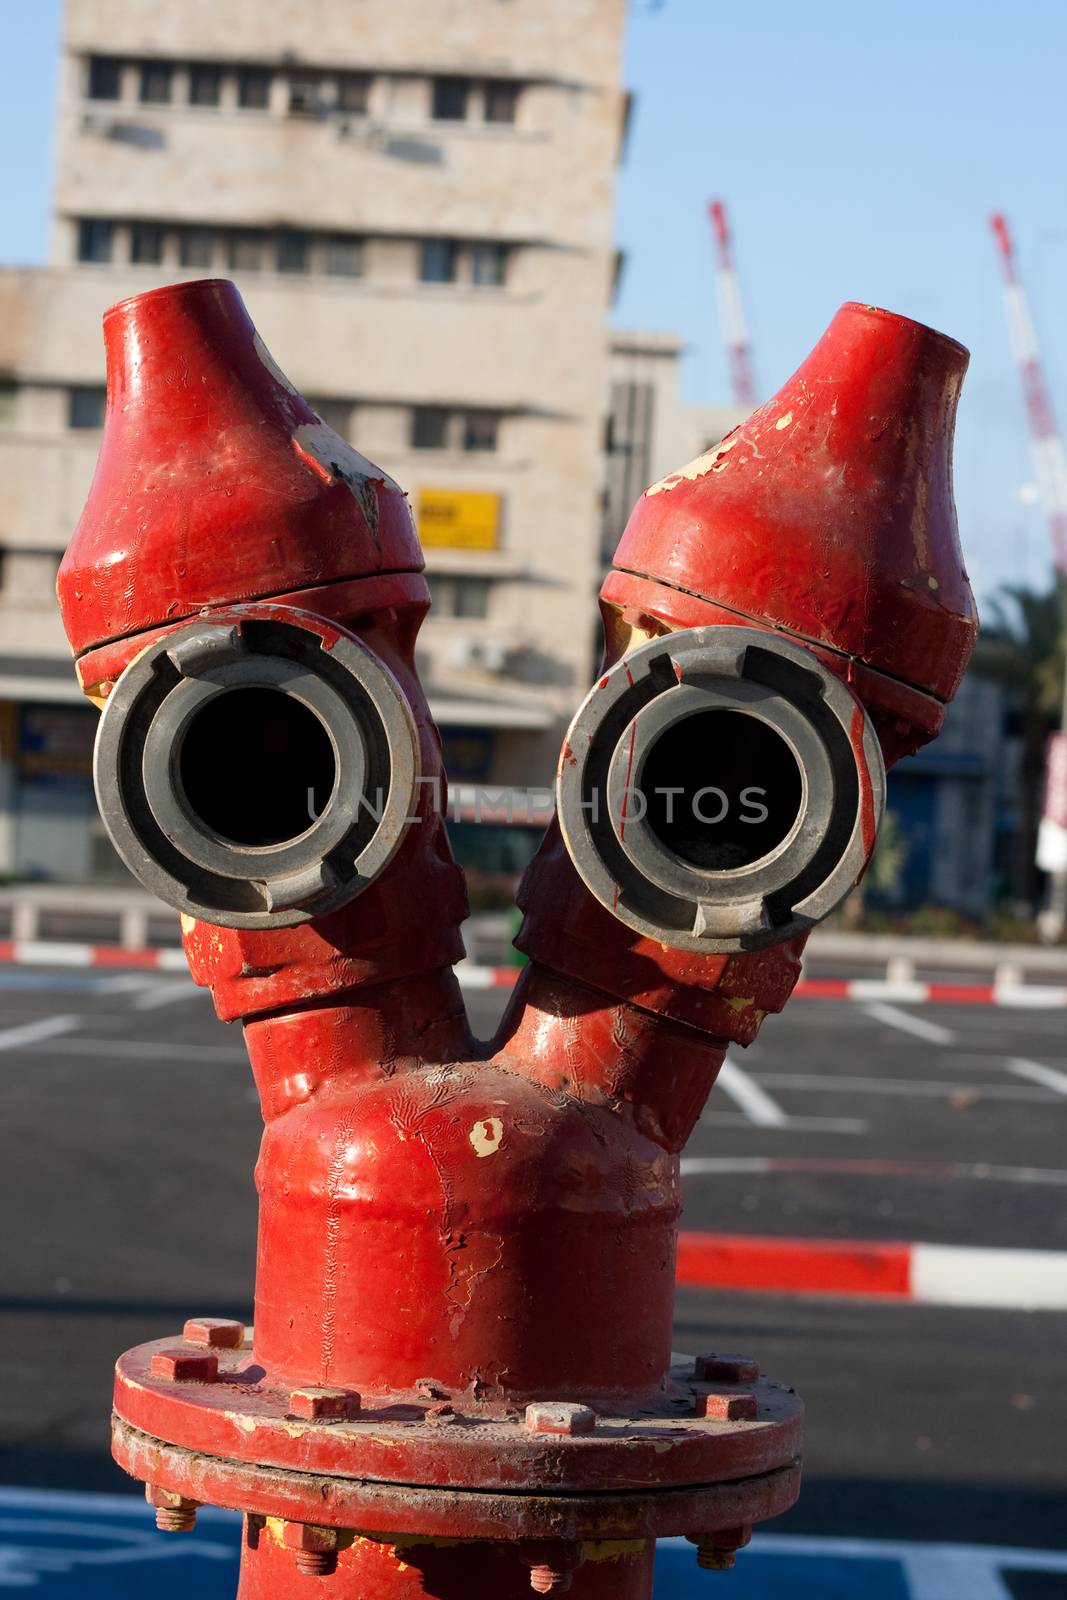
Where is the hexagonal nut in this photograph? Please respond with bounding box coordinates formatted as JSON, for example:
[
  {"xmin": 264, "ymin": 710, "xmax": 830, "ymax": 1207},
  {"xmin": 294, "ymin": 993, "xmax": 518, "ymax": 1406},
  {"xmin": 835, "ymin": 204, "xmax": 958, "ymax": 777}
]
[
  {"xmin": 145, "ymin": 1484, "xmax": 198, "ymax": 1512},
  {"xmin": 695, "ymin": 1389, "xmax": 759, "ymax": 1422},
  {"xmin": 524, "ymin": 1402, "xmax": 596, "ymax": 1436},
  {"xmin": 183, "ymin": 1317, "xmax": 246, "ymax": 1349},
  {"xmin": 282, "ymin": 1523, "xmax": 352, "ymax": 1555},
  {"xmin": 288, "ymin": 1386, "xmax": 362, "ymax": 1422},
  {"xmin": 150, "ymin": 1348, "xmax": 219, "ymax": 1383},
  {"xmin": 693, "ymin": 1353, "xmax": 760, "ymax": 1384}
]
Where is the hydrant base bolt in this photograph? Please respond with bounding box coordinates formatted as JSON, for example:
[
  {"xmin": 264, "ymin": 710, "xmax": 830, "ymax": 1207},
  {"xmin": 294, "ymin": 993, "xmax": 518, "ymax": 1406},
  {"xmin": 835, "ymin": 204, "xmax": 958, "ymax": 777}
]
[
  {"xmin": 528, "ymin": 1564, "xmax": 573, "ymax": 1594},
  {"xmin": 294, "ymin": 1550, "xmax": 338, "ymax": 1577},
  {"xmin": 524, "ymin": 1402, "xmax": 596, "ymax": 1436},
  {"xmin": 694, "ymin": 1353, "xmax": 760, "ymax": 1384},
  {"xmin": 688, "ymin": 1526, "xmax": 752, "ymax": 1571},
  {"xmin": 146, "ymin": 1485, "xmax": 198, "ymax": 1533},
  {"xmin": 150, "ymin": 1349, "xmax": 219, "ymax": 1384},
  {"xmin": 182, "ymin": 1317, "xmax": 245, "ymax": 1349},
  {"xmin": 288, "ymin": 1385, "xmax": 362, "ymax": 1422}
]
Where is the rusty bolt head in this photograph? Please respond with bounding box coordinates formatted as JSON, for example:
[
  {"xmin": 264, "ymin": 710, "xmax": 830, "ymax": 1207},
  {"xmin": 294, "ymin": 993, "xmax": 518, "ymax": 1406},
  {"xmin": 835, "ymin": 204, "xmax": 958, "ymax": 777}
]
[
  {"xmin": 524, "ymin": 1402, "xmax": 596, "ymax": 1436},
  {"xmin": 693, "ymin": 1353, "xmax": 760, "ymax": 1384},
  {"xmin": 282, "ymin": 1522, "xmax": 352, "ymax": 1578},
  {"xmin": 687, "ymin": 1526, "xmax": 752, "ymax": 1571},
  {"xmin": 145, "ymin": 1484, "xmax": 198, "ymax": 1533},
  {"xmin": 150, "ymin": 1348, "xmax": 219, "ymax": 1383},
  {"xmin": 183, "ymin": 1317, "xmax": 245, "ymax": 1349},
  {"xmin": 695, "ymin": 1390, "xmax": 759, "ymax": 1422},
  {"xmin": 288, "ymin": 1386, "xmax": 362, "ymax": 1422},
  {"xmin": 519, "ymin": 1541, "xmax": 585, "ymax": 1594}
]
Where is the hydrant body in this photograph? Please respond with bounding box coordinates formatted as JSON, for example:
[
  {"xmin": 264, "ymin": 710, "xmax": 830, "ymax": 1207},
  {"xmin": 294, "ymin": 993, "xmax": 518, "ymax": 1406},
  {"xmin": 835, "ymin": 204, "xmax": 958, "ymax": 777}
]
[{"xmin": 57, "ymin": 281, "xmax": 977, "ymax": 1598}]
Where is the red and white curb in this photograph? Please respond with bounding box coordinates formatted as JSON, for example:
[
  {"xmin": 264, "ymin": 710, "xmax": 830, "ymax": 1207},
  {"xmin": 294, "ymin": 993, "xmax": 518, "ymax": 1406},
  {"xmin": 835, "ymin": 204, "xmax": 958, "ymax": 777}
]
[
  {"xmin": 676, "ymin": 1229, "xmax": 1067, "ymax": 1310},
  {"xmin": 2, "ymin": 942, "xmax": 1065, "ymax": 1006}
]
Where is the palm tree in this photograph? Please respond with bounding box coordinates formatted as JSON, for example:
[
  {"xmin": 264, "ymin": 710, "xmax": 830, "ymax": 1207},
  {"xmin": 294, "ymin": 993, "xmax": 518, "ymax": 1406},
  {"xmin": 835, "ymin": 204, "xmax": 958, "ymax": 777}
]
[{"xmin": 972, "ymin": 581, "xmax": 1066, "ymax": 910}]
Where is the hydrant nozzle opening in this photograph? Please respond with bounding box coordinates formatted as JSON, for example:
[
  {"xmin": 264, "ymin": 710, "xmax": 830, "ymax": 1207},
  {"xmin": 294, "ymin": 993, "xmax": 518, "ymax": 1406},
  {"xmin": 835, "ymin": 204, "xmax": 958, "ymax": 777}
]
[
  {"xmin": 556, "ymin": 625, "xmax": 885, "ymax": 953},
  {"xmin": 92, "ymin": 607, "xmax": 421, "ymax": 929}
]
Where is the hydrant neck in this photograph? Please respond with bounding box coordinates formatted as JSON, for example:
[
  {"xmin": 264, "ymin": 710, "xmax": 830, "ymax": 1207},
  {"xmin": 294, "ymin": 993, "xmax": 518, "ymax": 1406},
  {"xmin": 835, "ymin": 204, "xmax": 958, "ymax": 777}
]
[
  {"xmin": 244, "ymin": 968, "xmax": 475, "ymax": 1120},
  {"xmin": 497, "ymin": 964, "xmax": 728, "ymax": 1153}
]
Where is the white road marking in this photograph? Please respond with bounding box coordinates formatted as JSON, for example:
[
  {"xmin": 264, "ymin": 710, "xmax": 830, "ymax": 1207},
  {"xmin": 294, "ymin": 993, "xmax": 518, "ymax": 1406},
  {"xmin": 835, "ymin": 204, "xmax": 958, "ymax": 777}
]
[
  {"xmin": 864, "ymin": 1001, "xmax": 955, "ymax": 1045},
  {"xmin": 715, "ymin": 1055, "xmax": 789, "ymax": 1127},
  {"xmin": 130, "ymin": 979, "xmax": 202, "ymax": 1010},
  {"xmin": 679, "ymin": 1156, "xmax": 1067, "ymax": 1185},
  {"xmin": 0, "ymin": 1015, "xmax": 81, "ymax": 1052},
  {"xmin": 704, "ymin": 1112, "xmax": 869, "ymax": 1135},
  {"xmin": 753, "ymin": 1072, "xmax": 1054, "ymax": 1100},
  {"xmin": 1008, "ymin": 1057, "xmax": 1067, "ymax": 1096},
  {"xmin": 58, "ymin": 1037, "xmax": 244, "ymax": 1062}
]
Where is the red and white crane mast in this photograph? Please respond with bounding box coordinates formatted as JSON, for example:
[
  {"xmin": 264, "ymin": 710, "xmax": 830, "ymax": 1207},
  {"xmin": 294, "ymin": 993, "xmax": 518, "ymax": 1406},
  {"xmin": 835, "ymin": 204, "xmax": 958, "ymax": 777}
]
[
  {"xmin": 708, "ymin": 198, "xmax": 756, "ymax": 409},
  {"xmin": 990, "ymin": 212, "xmax": 1067, "ymax": 575}
]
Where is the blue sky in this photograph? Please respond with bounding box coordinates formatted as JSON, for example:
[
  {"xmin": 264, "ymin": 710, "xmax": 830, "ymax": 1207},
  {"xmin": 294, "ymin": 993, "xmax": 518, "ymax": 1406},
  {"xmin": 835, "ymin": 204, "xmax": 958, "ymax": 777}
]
[{"xmin": 3, "ymin": 0, "xmax": 1065, "ymax": 605}]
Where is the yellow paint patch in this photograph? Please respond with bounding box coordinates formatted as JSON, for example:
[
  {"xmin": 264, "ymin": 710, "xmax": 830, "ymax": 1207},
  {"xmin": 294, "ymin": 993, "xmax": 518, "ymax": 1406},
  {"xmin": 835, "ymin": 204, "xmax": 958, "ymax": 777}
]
[
  {"xmin": 583, "ymin": 1541, "xmax": 648, "ymax": 1563},
  {"xmin": 469, "ymin": 1117, "xmax": 504, "ymax": 1157},
  {"xmin": 775, "ymin": 411, "xmax": 794, "ymax": 430}
]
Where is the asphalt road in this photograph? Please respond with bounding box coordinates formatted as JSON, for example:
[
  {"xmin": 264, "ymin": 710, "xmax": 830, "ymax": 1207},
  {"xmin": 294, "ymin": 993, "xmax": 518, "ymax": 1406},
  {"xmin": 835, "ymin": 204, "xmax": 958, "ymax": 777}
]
[{"xmin": 1, "ymin": 964, "xmax": 1064, "ymax": 1558}]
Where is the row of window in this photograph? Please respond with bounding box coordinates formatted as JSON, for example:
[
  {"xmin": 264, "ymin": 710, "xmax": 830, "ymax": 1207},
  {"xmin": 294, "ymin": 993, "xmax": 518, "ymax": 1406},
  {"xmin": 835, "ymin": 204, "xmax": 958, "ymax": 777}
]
[
  {"xmin": 86, "ymin": 55, "xmax": 521, "ymax": 125},
  {"xmin": 75, "ymin": 218, "xmax": 510, "ymax": 287},
  {"xmin": 60, "ymin": 387, "xmax": 501, "ymax": 451}
]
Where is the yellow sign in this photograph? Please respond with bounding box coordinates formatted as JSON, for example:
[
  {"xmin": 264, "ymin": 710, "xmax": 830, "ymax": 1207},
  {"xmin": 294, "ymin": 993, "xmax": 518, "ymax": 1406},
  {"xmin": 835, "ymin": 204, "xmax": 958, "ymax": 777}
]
[{"xmin": 417, "ymin": 489, "xmax": 501, "ymax": 551}]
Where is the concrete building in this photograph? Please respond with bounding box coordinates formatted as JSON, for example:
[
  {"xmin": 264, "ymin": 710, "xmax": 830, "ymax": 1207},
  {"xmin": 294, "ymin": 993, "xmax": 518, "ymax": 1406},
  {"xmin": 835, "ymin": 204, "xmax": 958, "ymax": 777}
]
[{"xmin": 0, "ymin": 0, "xmax": 652, "ymax": 883}]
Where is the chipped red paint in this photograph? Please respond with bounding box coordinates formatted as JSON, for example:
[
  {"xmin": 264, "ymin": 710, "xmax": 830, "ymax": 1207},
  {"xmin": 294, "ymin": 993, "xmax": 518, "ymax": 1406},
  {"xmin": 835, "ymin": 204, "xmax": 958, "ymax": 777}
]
[{"xmin": 58, "ymin": 285, "xmax": 974, "ymax": 1599}]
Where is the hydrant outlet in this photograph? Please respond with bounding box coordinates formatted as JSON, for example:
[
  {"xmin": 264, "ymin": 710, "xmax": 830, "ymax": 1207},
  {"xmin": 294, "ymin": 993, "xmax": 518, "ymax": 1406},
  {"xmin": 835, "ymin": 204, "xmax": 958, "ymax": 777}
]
[
  {"xmin": 557, "ymin": 626, "xmax": 885, "ymax": 952},
  {"xmin": 92, "ymin": 608, "xmax": 420, "ymax": 928}
]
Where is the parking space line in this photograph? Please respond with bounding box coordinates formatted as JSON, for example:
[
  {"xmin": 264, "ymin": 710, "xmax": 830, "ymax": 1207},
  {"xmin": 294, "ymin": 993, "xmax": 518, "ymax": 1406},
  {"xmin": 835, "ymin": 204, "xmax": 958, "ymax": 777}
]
[
  {"xmin": 58, "ymin": 1037, "xmax": 245, "ymax": 1062},
  {"xmin": 0, "ymin": 1016, "xmax": 81, "ymax": 1052},
  {"xmin": 715, "ymin": 1056, "xmax": 789, "ymax": 1126},
  {"xmin": 130, "ymin": 980, "xmax": 202, "ymax": 1010},
  {"xmin": 1008, "ymin": 1057, "xmax": 1067, "ymax": 1095},
  {"xmin": 704, "ymin": 1112, "xmax": 869, "ymax": 1134},
  {"xmin": 864, "ymin": 1001, "xmax": 955, "ymax": 1045},
  {"xmin": 753, "ymin": 1072, "xmax": 1054, "ymax": 1100}
]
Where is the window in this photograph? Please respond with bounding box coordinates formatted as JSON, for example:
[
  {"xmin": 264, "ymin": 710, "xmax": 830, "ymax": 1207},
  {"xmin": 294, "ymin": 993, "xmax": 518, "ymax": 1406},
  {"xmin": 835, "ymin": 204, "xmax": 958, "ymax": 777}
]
[
  {"xmin": 0, "ymin": 381, "xmax": 16, "ymax": 427},
  {"xmin": 411, "ymin": 407, "xmax": 449, "ymax": 450},
  {"xmin": 463, "ymin": 412, "xmax": 499, "ymax": 452},
  {"xmin": 179, "ymin": 228, "xmax": 215, "ymax": 269},
  {"xmin": 453, "ymin": 577, "xmax": 490, "ymax": 619},
  {"xmin": 277, "ymin": 231, "xmax": 310, "ymax": 273},
  {"xmin": 238, "ymin": 68, "xmax": 271, "ymax": 109},
  {"xmin": 309, "ymin": 399, "xmax": 353, "ymax": 437},
  {"xmin": 432, "ymin": 76, "xmax": 469, "ymax": 121},
  {"xmin": 288, "ymin": 74, "xmax": 322, "ymax": 116},
  {"xmin": 77, "ymin": 219, "xmax": 113, "ymax": 263},
  {"xmin": 189, "ymin": 64, "xmax": 222, "ymax": 107},
  {"xmin": 130, "ymin": 223, "xmax": 164, "ymax": 265},
  {"xmin": 470, "ymin": 242, "xmax": 507, "ymax": 287},
  {"xmin": 337, "ymin": 73, "xmax": 371, "ymax": 114},
  {"xmin": 138, "ymin": 61, "xmax": 173, "ymax": 104},
  {"xmin": 88, "ymin": 56, "xmax": 122, "ymax": 101},
  {"xmin": 484, "ymin": 80, "xmax": 519, "ymax": 124},
  {"xmin": 69, "ymin": 387, "xmax": 107, "ymax": 430},
  {"xmin": 421, "ymin": 239, "xmax": 457, "ymax": 284},
  {"xmin": 228, "ymin": 231, "xmax": 267, "ymax": 271},
  {"xmin": 427, "ymin": 575, "xmax": 491, "ymax": 618},
  {"xmin": 324, "ymin": 235, "xmax": 364, "ymax": 277}
]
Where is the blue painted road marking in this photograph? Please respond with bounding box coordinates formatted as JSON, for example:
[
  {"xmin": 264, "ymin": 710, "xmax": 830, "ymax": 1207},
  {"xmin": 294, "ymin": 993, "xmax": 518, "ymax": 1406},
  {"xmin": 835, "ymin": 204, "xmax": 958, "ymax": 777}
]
[{"xmin": 3, "ymin": 1491, "xmax": 1067, "ymax": 1596}]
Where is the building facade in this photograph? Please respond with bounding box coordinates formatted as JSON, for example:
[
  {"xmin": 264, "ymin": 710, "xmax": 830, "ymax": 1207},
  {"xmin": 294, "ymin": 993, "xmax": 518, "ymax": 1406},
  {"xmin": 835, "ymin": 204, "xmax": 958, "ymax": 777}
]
[{"xmin": 0, "ymin": 0, "xmax": 637, "ymax": 882}]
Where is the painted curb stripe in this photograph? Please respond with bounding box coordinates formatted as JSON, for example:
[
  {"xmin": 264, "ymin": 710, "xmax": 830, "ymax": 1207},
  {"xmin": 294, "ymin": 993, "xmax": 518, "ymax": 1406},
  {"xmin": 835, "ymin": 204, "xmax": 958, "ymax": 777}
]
[
  {"xmin": 0, "ymin": 944, "xmax": 1066, "ymax": 1007},
  {"xmin": 676, "ymin": 1230, "xmax": 1067, "ymax": 1310}
]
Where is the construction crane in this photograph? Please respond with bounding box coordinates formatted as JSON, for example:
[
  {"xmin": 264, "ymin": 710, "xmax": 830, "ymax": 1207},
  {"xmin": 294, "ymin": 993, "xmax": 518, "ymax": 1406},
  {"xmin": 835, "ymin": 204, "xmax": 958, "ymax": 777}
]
[
  {"xmin": 708, "ymin": 199, "xmax": 756, "ymax": 409},
  {"xmin": 990, "ymin": 211, "xmax": 1067, "ymax": 937}
]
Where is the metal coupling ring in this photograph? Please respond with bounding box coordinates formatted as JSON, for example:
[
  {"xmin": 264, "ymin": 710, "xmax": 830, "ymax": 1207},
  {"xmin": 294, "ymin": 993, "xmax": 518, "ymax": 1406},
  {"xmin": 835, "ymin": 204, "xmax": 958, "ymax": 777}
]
[
  {"xmin": 93, "ymin": 608, "xmax": 420, "ymax": 929},
  {"xmin": 556, "ymin": 626, "xmax": 886, "ymax": 953}
]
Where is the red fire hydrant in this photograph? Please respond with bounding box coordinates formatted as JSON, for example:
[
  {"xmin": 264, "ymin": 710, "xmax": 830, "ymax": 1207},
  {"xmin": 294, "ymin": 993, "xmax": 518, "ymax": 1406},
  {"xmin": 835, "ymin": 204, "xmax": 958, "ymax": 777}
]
[{"xmin": 57, "ymin": 281, "xmax": 976, "ymax": 1598}]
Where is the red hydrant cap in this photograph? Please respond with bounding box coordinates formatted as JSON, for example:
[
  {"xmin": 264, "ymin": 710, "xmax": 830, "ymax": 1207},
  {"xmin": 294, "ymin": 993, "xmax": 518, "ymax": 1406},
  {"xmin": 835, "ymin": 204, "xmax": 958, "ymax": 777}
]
[
  {"xmin": 57, "ymin": 279, "xmax": 423, "ymax": 658},
  {"xmin": 610, "ymin": 302, "xmax": 978, "ymax": 704}
]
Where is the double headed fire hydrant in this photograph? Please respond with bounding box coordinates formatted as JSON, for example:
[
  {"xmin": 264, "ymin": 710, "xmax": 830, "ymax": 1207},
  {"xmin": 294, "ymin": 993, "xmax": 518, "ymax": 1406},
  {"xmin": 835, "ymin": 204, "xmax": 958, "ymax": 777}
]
[{"xmin": 57, "ymin": 281, "xmax": 976, "ymax": 1598}]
